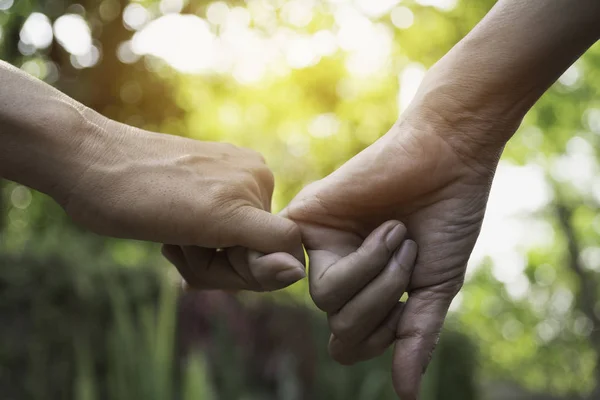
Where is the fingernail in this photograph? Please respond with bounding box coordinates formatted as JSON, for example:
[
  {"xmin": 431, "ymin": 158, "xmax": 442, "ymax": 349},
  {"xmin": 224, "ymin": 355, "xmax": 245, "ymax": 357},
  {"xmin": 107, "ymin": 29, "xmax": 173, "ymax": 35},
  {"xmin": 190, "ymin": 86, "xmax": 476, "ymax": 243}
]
[
  {"xmin": 396, "ymin": 240, "xmax": 417, "ymax": 267},
  {"xmin": 275, "ymin": 268, "xmax": 306, "ymax": 284},
  {"xmin": 385, "ymin": 224, "xmax": 406, "ymax": 251}
]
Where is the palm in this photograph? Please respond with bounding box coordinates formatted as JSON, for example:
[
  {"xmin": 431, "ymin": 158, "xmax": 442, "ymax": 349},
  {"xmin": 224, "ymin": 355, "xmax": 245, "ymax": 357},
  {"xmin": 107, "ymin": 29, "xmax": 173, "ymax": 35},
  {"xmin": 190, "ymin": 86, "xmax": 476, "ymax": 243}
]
[{"xmin": 287, "ymin": 121, "xmax": 495, "ymax": 398}]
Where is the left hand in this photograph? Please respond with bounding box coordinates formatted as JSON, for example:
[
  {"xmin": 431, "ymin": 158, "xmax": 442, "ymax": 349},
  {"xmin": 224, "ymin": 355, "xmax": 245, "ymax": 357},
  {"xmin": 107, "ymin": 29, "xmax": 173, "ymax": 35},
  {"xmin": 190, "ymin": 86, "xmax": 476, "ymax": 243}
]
[
  {"xmin": 162, "ymin": 244, "xmax": 306, "ymax": 292},
  {"xmin": 283, "ymin": 98, "xmax": 501, "ymax": 398}
]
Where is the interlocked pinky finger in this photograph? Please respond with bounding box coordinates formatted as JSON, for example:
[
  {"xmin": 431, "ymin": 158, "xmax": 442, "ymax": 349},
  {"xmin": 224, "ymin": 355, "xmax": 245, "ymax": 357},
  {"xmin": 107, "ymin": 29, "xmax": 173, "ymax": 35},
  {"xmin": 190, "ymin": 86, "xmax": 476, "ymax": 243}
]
[{"xmin": 328, "ymin": 302, "xmax": 405, "ymax": 365}]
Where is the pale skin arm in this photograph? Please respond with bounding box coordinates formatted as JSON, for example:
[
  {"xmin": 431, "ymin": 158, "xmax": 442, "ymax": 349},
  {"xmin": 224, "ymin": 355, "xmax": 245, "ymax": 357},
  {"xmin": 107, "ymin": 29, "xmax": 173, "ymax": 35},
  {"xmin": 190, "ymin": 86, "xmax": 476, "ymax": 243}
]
[
  {"xmin": 0, "ymin": 60, "xmax": 96, "ymax": 200},
  {"xmin": 0, "ymin": 60, "xmax": 305, "ymax": 289}
]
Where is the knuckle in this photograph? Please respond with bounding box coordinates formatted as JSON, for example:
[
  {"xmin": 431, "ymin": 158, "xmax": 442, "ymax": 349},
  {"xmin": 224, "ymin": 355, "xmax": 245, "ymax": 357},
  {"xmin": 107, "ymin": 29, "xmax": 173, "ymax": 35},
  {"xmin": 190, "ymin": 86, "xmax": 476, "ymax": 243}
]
[
  {"xmin": 397, "ymin": 260, "xmax": 414, "ymax": 276},
  {"xmin": 238, "ymin": 169, "xmax": 258, "ymax": 187},
  {"xmin": 396, "ymin": 328, "xmax": 437, "ymax": 342},
  {"xmin": 281, "ymin": 221, "xmax": 301, "ymax": 244},
  {"xmin": 246, "ymin": 148, "xmax": 267, "ymax": 163},
  {"xmin": 358, "ymin": 241, "xmax": 391, "ymax": 265},
  {"xmin": 256, "ymin": 166, "xmax": 275, "ymax": 192},
  {"xmin": 208, "ymin": 180, "xmax": 236, "ymax": 203},
  {"xmin": 381, "ymin": 277, "xmax": 405, "ymax": 298}
]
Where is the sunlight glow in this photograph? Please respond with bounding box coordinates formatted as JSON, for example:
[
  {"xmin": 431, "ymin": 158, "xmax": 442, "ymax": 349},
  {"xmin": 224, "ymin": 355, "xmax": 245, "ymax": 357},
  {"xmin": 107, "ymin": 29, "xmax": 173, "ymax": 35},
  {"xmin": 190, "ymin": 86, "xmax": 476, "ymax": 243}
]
[
  {"xmin": 469, "ymin": 162, "xmax": 553, "ymax": 300},
  {"xmin": 355, "ymin": 0, "xmax": 401, "ymax": 18},
  {"xmin": 159, "ymin": 0, "xmax": 185, "ymax": 15},
  {"xmin": 335, "ymin": 5, "xmax": 372, "ymax": 51},
  {"xmin": 415, "ymin": 0, "xmax": 458, "ymax": 12},
  {"xmin": 133, "ymin": 14, "xmax": 215, "ymax": 73},
  {"xmin": 312, "ymin": 30, "xmax": 338, "ymax": 56},
  {"xmin": 282, "ymin": 0, "xmax": 314, "ymax": 27},
  {"xmin": 551, "ymin": 136, "xmax": 597, "ymax": 194},
  {"xmin": 123, "ymin": 3, "xmax": 150, "ymax": 30},
  {"xmin": 129, "ymin": 1, "xmax": 400, "ymax": 79},
  {"xmin": 581, "ymin": 247, "xmax": 600, "ymax": 272},
  {"xmin": 223, "ymin": 7, "xmax": 251, "ymax": 31},
  {"xmin": 334, "ymin": 5, "xmax": 394, "ymax": 76},
  {"xmin": 449, "ymin": 292, "xmax": 463, "ymax": 312},
  {"xmin": 399, "ymin": 63, "xmax": 426, "ymax": 113},
  {"xmin": 20, "ymin": 59, "xmax": 45, "ymax": 79},
  {"xmin": 0, "ymin": 0, "xmax": 13, "ymax": 11},
  {"xmin": 536, "ymin": 319, "xmax": 560, "ymax": 343},
  {"xmin": 206, "ymin": 2, "xmax": 229, "ymax": 25},
  {"xmin": 391, "ymin": 6, "xmax": 414, "ymax": 29},
  {"xmin": 308, "ymin": 114, "xmax": 341, "ymax": 138},
  {"xmin": 54, "ymin": 14, "xmax": 92, "ymax": 56},
  {"xmin": 73, "ymin": 46, "xmax": 101, "ymax": 69},
  {"xmin": 345, "ymin": 23, "xmax": 393, "ymax": 76},
  {"xmin": 585, "ymin": 108, "xmax": 600, "ymax": 133},
  {"xmin": 20, "ymin": 13, "xmax": 53, "ymax": 49},
  {"xmin": 117, "ymin": 40, "xmax": 140, "ymax": 64},
  {"xmin": 558, "ymin": 64, "xmax": 581, "ymax": 87},
  {"xmin": 286, "ymin": 35, "xmax": 319, "ymax": 69}
]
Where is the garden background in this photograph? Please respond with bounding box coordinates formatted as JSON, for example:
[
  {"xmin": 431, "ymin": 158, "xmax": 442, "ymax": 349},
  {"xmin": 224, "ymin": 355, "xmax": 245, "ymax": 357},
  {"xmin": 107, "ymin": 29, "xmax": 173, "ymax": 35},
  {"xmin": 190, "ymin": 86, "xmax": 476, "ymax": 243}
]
[{"xmin": 1, "ymin": 0, "xmax": 600, "ymax": 399}]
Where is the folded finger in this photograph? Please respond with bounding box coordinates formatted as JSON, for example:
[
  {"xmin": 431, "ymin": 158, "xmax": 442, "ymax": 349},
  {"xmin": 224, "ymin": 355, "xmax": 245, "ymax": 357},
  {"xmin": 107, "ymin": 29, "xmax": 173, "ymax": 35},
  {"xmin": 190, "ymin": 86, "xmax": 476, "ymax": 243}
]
[
  {"xmin": 162, "ymin": 244, "xmax": 195, "ymax": 284},
  {"xmin": 176, "ymin": 246, "xmax": 250, "ymax": 291},
  {"xmin": 327, "ymin": 240, "xmax": 417, "ymax": 345},
  {"xmin": 165, "ymin": 245, "xmax": 305, "ymax": 292},
  {"xmin": 310, "ymin": 221, "xmax": 408, "ymax": 313},
  {"xmin": 328, "ymin": 301, "xmax": 405, "ymax": 365}
]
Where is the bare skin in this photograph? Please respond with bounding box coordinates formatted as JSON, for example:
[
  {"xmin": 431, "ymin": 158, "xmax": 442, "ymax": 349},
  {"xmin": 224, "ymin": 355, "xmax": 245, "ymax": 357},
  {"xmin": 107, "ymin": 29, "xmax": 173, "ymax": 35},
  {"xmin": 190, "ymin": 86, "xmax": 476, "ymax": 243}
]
[
  {"xmin": 305, "ymin": 220, "xmax": 418, "ymax": 363},
  {"xmin": 285, "ymin": 1, "xmax": 600, "ymax": 398},
  {"xmin": 0, "ymin": 61, "xmax": 305, "ymax": 288},
  {"xmin": 3, "ymin": 0, "xmax": 600, "ymax": 397}
]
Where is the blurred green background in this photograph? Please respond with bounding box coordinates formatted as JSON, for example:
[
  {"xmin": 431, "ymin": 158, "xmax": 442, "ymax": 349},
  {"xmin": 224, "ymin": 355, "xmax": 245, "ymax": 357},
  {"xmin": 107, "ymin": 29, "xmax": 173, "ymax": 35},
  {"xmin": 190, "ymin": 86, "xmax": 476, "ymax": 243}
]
[{"xmin": 1, "ymin": 0, "xmax": 599, "ymax": 399}]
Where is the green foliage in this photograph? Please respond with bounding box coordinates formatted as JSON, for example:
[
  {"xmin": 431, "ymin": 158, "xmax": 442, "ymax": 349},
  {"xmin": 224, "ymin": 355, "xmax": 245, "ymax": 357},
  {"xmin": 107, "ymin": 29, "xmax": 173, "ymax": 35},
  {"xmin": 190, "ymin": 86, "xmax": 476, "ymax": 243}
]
[
  {"xmin": 0, "ymin": 253, "xmax": 163, "ymax": 399},
  {"xmin": 0, "ymin": 252, "xmax": 476, "ymax": 400},
  {"xmin": 2, "ymin": 0, "xmax": 600, "ymax": 398}
]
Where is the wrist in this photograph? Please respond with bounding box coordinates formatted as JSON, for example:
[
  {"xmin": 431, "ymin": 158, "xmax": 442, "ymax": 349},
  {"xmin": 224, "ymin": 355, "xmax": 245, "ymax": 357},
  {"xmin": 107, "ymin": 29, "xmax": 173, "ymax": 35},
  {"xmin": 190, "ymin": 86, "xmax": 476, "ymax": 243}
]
[
  {"xmin": 0, "ymin": 97, "xmax": 88, "ymax": 200},
  {"xmin": 25, "ymin": 100, "xmax": 115, "ymax": 206},
  {"xmin": 399, "ymin": 68, "xmax": 517, "ymax": 174}
]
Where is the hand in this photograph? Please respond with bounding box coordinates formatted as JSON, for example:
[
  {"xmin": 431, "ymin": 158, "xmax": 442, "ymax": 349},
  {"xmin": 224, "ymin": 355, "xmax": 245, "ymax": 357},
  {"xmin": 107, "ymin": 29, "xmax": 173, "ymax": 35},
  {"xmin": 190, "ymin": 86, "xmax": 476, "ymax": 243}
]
[
  {"xmin": 162, "ymin": 244, "xmax": 306, "ymax": 292},
  {"xmin": 58, "ymin": 118, "xmax": 305, "ymax": 276},
  {"xmin": 304, "ymin": 220, "xmax": 417, "ymax": 364},
  {"xmin": 285, "ymin": 97, "xmax": 501, "ymax": 398}
]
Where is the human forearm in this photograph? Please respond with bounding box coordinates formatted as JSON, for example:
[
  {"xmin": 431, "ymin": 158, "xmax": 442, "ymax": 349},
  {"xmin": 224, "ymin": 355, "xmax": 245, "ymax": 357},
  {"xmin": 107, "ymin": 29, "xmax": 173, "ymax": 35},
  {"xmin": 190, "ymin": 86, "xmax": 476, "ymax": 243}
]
[
  {"xmin": 412, "ymin": 0, "xmax": 600, "ymax": 150},
  {"xmin": 0, "ymin": 60, "xmax": 108, "ymax": 202}
]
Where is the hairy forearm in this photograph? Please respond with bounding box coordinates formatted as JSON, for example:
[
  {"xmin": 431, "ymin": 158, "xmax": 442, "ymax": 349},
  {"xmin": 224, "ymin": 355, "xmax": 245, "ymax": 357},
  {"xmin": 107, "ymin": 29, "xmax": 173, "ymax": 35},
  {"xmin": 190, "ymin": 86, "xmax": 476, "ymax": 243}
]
[
  {"xmin": 416, "ymin": 0, "xmax": 600, "ymax": 146},
  {"xmin": 0, "ymin": 61, "xmax": 109, "ymax": 202}
]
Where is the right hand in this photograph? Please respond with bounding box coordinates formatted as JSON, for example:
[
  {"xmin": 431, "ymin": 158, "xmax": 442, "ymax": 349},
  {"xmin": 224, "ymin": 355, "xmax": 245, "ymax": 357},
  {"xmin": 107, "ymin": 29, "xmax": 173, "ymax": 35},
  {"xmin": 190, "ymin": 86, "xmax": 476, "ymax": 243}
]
[
  {"xmin": 58, "ymin": 117, "xmax": 305, "ymax": 287},
  {"xmin": 305, "ymin": 220, "xmax": 417, "ymax": 365},
  {"xmin": 283, "ymin": 86, "xmax": 508, "ymax": 397}
]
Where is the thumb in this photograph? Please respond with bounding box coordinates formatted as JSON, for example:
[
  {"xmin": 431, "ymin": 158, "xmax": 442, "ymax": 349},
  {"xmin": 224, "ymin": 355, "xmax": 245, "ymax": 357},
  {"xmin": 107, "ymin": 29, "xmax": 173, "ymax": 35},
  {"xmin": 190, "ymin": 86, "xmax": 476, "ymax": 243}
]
[{"xmin": 228, "ymin": 206, "xmax": 305, "ymax": 265}]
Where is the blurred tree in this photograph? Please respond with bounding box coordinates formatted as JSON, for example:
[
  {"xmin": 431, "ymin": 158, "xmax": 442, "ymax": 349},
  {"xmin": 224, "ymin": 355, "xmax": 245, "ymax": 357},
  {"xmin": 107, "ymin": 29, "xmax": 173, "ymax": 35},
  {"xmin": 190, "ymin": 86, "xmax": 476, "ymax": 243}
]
[{"xmin": 2, "ymin": 0, "xmax": 600, "ymax": 398}]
